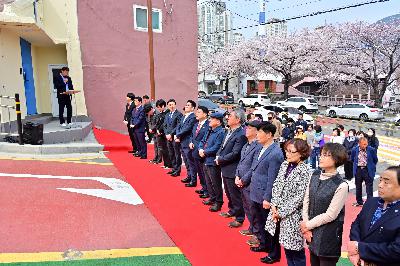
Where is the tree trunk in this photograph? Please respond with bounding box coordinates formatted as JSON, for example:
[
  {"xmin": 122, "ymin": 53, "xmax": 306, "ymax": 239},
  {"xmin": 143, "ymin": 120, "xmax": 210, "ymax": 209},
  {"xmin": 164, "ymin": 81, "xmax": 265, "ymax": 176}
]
[
  {"xmin": 283, "ymin": 82, "xmax": 289, "ymax": 100},
  {"xmin": 375, "ymin": 81, "xmax": 388, "ymax": 108},
  {"xmin": 225, "ymin": 78, "xmax": 229, "ymax": 93},
  {"xmin": 283, "ymin": 75, "xmax": 291, "ymax": 100}
]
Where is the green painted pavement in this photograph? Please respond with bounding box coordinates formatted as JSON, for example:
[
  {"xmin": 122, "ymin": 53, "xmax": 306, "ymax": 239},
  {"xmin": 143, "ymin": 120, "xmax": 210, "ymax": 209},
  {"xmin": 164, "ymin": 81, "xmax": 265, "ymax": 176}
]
[{"xmin": 3, "ymin": 255, "xmax": 191, "ymax": 266}]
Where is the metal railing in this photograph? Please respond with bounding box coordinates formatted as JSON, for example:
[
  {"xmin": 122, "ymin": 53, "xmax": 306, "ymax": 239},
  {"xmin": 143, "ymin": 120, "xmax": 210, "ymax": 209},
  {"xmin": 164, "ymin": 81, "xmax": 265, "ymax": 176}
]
[
  {"xmin": 314, "ymin": 94, "xmax": 375, "ymax": 107},
  {"xmin": 0, "ymin": 94, "xmax": 23, "ymax": 145}
]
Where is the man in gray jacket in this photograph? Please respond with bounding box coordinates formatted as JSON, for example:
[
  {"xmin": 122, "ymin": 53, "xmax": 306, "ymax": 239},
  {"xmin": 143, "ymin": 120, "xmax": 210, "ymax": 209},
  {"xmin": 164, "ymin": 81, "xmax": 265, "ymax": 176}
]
[
  {"xmin": 235, "ymin": 120, "xmax": 262, "ymax": 237},
  {"xmin": 239, "ymin": 122, "xmax": 284, "ymax": 253}
]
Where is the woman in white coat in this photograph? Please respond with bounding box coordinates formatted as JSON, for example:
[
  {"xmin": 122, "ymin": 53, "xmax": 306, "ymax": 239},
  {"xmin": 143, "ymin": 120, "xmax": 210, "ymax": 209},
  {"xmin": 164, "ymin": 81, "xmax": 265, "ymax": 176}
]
[{"xmin": 263, "ymin": 139, "xmax": 312, "ymax": 265}]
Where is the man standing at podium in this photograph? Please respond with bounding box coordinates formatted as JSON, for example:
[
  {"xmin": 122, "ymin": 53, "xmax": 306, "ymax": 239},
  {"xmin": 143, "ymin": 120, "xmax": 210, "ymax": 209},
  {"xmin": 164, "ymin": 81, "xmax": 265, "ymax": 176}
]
[{"xmin": 53, "ymin": 67, "xmax": 74, "ymax": 127}]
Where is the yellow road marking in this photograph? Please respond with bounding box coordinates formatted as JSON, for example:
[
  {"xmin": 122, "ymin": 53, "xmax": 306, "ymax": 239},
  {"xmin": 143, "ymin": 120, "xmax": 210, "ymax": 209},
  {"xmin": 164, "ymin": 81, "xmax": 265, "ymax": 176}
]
[
  {"xmin": 378, "ymin": 151, "xmax": 400, "ymax": 161},
  {"xmin": 379, "ymin": 139, "xmax": 400, "ymax": 146},
  {"xmin": 0, "ymin": 157, "xmax": 113, "ymax": 166},
  {"xmin": 0, "ymin": 247, "xmax": 182, "ymax": 263},
  {"xmin": 378, "ymin": 148, "xmax": 400, "ymax": 157}
]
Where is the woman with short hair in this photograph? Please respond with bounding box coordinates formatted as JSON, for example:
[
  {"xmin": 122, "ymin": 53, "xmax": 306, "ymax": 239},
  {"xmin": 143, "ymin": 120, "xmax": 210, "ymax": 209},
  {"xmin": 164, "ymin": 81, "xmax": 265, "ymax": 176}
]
[
  {"xmin": 301, "ymin": 143, "xmax": 349, "ymax": 266},
  {"xmin": 263, "ymin": 139, "xmax": 312, "ymax": 265}
]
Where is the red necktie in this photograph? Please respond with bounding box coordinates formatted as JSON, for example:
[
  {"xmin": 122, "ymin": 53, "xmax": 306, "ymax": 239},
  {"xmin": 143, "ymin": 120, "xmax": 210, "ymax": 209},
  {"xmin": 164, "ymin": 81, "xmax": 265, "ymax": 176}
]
[{"xmin": 195, "ymin": 123, "xmax": 201, "ymax": 136}]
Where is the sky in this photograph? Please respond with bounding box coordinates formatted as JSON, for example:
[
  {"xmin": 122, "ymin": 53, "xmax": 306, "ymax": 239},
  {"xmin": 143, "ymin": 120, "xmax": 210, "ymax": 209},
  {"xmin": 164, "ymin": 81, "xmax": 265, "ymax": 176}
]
[{"xmin": 210, "ymin": 0, "xmax": 400, "ymax": 39}]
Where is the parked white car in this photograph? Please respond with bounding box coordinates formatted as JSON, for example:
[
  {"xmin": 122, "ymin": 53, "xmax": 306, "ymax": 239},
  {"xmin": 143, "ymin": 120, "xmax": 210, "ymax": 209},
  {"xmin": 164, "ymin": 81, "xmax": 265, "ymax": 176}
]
[
  {"xmin": 276, "ymin": 97, "xmax": 319, "ymax": 113},
  {"xmin": 326, "ymin": 103, "xmax": 384, "ymax": 121},
  {"xmin": 238, "ymin": 94, "xmax": 271, "ymax": 107},
  {"xmin": 395, "ymin": 114, "xmax": 400, "ymax": 126},
  {"xmin": 253, "ymin": 105, "xmax": 314, "ymax": 125}
]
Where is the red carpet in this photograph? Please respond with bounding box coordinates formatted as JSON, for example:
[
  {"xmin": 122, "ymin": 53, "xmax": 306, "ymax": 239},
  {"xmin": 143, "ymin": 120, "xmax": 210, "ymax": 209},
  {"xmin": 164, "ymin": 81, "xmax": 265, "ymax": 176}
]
[
  {"xmin": 94, "ymin": 128, "xmax": 358, "ymax": 266},
  {"xmin": 94, "ymin": 128, "xmax": 294, "ymax": 265}
]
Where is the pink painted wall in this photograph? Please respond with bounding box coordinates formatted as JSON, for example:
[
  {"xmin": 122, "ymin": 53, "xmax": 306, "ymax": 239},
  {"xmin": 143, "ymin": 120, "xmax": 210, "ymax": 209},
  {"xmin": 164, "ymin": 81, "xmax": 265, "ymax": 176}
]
[{"xmin": 77, "ymin": 0, "xmax": 198, "ymax": 132}]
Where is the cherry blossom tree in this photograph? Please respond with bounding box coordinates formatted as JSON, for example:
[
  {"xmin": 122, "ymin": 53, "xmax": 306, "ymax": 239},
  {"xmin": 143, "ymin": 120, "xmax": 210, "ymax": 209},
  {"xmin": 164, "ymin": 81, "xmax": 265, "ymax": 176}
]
[
  {"xmin": 208, "ymin": 42, "xmax": 259, "ymax": 92},
  {"xmin": 318, "ymin": 21, "xmax": 400, "ymax": 107},
  {"xmin": 247, "ymin": 29, "xmax": 321, "ymax": 99}
]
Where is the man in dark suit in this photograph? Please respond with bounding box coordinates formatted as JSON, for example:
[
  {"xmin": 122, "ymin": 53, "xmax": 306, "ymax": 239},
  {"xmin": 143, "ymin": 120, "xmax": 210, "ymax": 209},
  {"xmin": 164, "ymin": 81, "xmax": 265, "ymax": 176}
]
[
  {"xmin": 53, "ymin": 67, "xmax": 74, "ymax": 127},
  {"xmin": 235, "ymin": 120, "xmax": 262, "ymax": 240},
  {"xmin": 189, "ymin": 106, "xmax": 210, "ymax": 197},
  {"xmin": 295, "ymin": 113, "xmax": 308, "ymax": 132},
  {"xmin": 144, "ymin": 103, "xmax": 159, "ymax": 162},
  {"xmin": 153, "ymin": 99, "xmax": 171, "ymax": 168},
  {"xmin": 240, "ymin": 122, "xmax": 284, "ymax": 254},
  {"xmin": 130, "ymin": 96, "xmax": 147, "ymax": 159},
  {"xmin": 216, "ymin": 109, "xmax": 247, "ymax": 228},
  {"xmin": 199, "ymin": 112, "xmax": 225, "ymax": 212},
  {"xmin": 123, "ymin": 93, "xmax": 136, "ymax": 153},
  {"xmin": 164, "ymin": 99, "xmax": 183, "ymax": 176},
  {"xmin": 351, "ymin": 137, "xmax": 378, "ymax": 207},
  {"xmin": 348, "ymin": 166, "xmax": 400, "ymax": 266},
  {"xmin": 176, "ymin": 100, "xmax": 197, "ymax": 185}
]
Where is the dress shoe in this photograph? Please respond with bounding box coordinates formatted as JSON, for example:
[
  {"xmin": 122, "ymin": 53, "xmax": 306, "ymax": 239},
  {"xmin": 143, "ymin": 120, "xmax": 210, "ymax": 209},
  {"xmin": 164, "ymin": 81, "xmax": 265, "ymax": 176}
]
[
  {"xmin": 260, "ymin": 256, "xmax": 280, "ymax": 264},
  {"xmin": 185, "ymin": 182, "xmax": 197, "ymax": 187},
  {"xmin": 352, "ymin": 202, "xmax": 363, "ymax": 207},
  {"xmin": 199, "ymin": 193, "xmax": 210, "ymax": 199},
  {"xmin": 134, "ymin": 154, "xmax": 141, "ymax": 157},
  {"xmin": 250, "ymin": 246, "xmax": 268, "ymax": 253},
  {"xmin": 239, "ymin": 229, "xmax": 253, "ymax": 236},
  {"xmin": 128, "ymin": 150, "xmax": 135, "ymax": 153},
  {"xmin": 171, "ymin": 172, "xmax": 180, "ymax": 177},
  {"xmin": 247, "ymin": 236, "xmax": 260, "ymax": 247},
  {"xmin": 209, "ymin": 204, "xmax": 222, "ymax": 212},
  {"xmin": 181, "ymin": 177, "xmax": 191, "ymax": 183},
  {"xmin": 140, "ymin": 156, "xmax": 147, "ymax": 159},
  {"xmin": 202, "ymin": 199, "xmax": 214, "ymax": 206},
  {"xmin": 220, "ymin": 212, "xmax": 234, "ymax": 218},
  {"xmin": 195, "ymin": 189, "xmax": 204, "ymax": 194},
  {"xmin": 228, "ymin": 220, "xmax": 243, "ymax": 228},
  {"xmin": 153, "ymin": 160, "xmax": 161, "ymax": 164},
  {"xmin": 167, "ymin": 171, "xmax": 174, "ymax": 175}
]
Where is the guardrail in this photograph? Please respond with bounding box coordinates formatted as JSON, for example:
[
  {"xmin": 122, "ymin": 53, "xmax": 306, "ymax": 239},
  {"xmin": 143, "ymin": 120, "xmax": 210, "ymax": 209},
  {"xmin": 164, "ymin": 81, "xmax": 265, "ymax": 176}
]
[
  {"xmin": 314, "ymin": 95, "xmax": 376, "ymax": 107},
  {"xmin": 314, "ymin": 115, "xmax": 397, "ymax": 137},
  {"xmin": 0, "ymin": 94, "xmax": 23, "ymax": 145}
]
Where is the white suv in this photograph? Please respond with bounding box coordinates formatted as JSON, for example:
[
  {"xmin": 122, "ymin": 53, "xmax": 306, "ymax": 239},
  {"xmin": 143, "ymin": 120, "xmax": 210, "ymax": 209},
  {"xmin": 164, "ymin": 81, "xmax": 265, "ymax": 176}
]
[
  {"xmin": 238, "ymin": 94, "xmax": 271, "ymax": 107},
  {"xmin": 276, "ymin": 97, "xmax": 318, "ymax": 113},
  {"xmin": 326, "ymin": 103, "xmax": 384, "ymax": 121}
]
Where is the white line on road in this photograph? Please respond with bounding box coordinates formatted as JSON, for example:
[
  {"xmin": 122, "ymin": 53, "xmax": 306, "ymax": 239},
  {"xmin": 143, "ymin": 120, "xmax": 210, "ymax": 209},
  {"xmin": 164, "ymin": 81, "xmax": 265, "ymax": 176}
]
[{"xmin": 0, "ymin": 173, "xmax": 143, "ymax": 206}]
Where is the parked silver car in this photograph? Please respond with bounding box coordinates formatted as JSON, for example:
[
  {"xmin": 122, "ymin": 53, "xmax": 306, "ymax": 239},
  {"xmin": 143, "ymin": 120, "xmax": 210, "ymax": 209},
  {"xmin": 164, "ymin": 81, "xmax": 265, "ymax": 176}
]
[{"xmin": 326, "ymin": 103, "xmax": 384, "ymax": 121}]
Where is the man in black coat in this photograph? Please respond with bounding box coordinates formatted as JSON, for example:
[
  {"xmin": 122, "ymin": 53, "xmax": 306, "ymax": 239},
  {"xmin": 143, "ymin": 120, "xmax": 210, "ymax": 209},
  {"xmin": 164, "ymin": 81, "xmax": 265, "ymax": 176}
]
[
  {"xmin": 153, "ymin": 99, "xmax": 171, "ymax": 168},
  {"xmin": 163, "ymin": 99, "xmax": 183, "ymax": 176},
  {"xmin": 216, "ymin": 109, "xmax": 247, "ymax": 227},
  {"xmin": 348, "ymin": 166, "xmax": 400, "ymax": 266},
  {"xmin": 123, "ymin": 93, "xmax": 137, "ymax": 153},
  {"xmin": 53, "ymin": 67, "xmax": 73, "ymax": 127}
]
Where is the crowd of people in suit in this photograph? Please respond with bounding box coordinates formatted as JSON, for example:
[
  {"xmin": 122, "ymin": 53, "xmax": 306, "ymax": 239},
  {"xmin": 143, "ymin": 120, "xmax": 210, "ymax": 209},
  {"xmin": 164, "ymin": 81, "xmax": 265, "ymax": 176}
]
[{"xmin": 123, "ymin": 93, "xmax": 400, "ymax": 266}]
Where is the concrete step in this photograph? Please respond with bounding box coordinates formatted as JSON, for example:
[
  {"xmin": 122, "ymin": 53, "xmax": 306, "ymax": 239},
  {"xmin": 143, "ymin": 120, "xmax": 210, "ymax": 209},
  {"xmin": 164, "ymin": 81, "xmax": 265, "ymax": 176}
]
[
  {"xmin": 0, "ymin": 131, "xmax": 104, "ymax": 155},
  {"xmin": 1, "ymin": 119, "xmax": 93, "ymax": 144}
]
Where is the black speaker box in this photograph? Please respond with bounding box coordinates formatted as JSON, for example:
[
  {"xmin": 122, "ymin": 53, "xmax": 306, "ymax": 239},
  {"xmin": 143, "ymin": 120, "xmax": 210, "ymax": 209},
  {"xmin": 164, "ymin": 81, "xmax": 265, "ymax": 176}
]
[{"xmin": 23, "ymin": 122, "xmax": 44, "ymax": 145}]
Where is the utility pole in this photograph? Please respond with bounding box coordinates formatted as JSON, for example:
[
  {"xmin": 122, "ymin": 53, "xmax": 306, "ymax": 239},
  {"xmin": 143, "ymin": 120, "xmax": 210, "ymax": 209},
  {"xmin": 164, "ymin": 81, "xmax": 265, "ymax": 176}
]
[{"xmin": 147, "ymin": 0, "xmax": 156, "ymax": 100}]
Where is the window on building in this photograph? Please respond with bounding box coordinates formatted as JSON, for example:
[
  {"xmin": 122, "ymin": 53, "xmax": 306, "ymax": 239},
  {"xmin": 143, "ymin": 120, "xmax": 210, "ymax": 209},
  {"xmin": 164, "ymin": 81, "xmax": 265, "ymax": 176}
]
[{"xmin": 133, "ymin": 5, "xmax": 162, "ymax": 33}]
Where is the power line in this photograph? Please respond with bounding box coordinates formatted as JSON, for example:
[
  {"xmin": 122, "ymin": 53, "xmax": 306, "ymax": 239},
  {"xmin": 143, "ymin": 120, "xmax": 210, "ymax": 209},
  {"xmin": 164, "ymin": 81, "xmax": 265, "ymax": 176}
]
[
  {"xmin": 241, "ymin": 0, "xmax": 326, "ymax": 18},
  {"xmin": 202, "ymin": 0, "xmax": 392, "ymax": 37}
]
